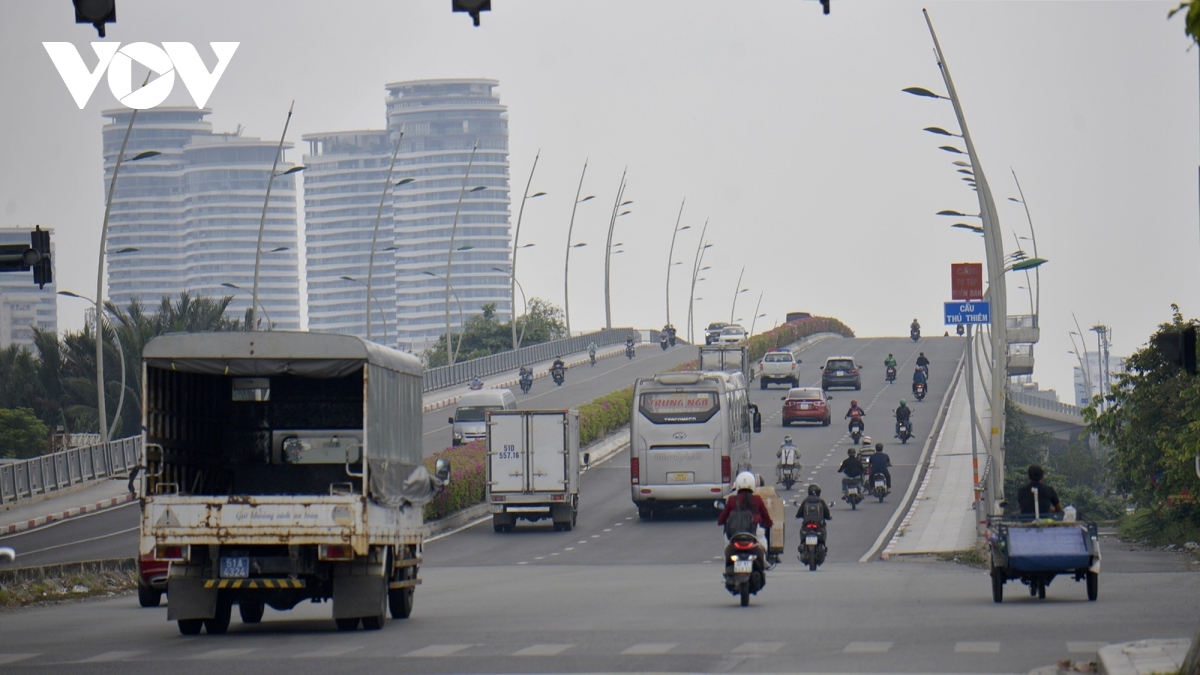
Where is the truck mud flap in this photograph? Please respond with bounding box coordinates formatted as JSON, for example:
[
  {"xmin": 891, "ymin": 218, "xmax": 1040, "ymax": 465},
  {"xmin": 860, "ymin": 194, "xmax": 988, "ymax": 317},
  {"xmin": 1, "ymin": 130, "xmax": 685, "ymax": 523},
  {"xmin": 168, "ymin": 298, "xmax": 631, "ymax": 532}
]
[
  {"xmin": 332, "ymin": 561, "xmax": 386, "ymax": 619},
  {"xmin": 166, "ymin": 577, "xmax": 217, "ymax": 621}
]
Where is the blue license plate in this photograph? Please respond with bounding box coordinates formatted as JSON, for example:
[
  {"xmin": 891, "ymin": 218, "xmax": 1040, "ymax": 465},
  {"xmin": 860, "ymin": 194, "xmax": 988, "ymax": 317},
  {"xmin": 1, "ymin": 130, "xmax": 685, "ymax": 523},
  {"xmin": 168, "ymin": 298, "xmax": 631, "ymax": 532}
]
[{"xmin": 220, "ymin": 556, "xmax": 249, "ymax": 578}]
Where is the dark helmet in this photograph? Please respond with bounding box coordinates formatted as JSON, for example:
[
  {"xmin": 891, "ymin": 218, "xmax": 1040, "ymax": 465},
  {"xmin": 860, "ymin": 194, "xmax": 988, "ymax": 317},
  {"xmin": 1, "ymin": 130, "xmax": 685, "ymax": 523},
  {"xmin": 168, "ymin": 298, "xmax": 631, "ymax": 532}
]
[
  {"xmin": 875, "ymin": 442, "xmax": 884, "ymax": 452},
  {"xmin": 847, "ymin": 448, "xmax": 857, "ymax": 457},
  {"xmin": 808, "ymin": 484, "xmax": 822, "ymax": 497},
  {"xmin": 850, "ymin": 399, "xmax": 858, "ymax": 406},
  {"xmin": 919, "ymin": 351, "xmax": 925, "ymax": 356}
]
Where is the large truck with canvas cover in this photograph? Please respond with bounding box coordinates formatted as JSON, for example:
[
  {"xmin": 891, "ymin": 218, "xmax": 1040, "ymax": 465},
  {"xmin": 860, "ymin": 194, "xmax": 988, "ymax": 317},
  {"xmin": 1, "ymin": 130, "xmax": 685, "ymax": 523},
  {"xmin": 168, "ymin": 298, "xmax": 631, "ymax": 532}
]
[
  {"xmin": 486, "ymin": 409, "xmax": 580, "ymax": 532},
  {"xmin": 138, "ymin": 332, "xmax": 447, "ymax": 635}
]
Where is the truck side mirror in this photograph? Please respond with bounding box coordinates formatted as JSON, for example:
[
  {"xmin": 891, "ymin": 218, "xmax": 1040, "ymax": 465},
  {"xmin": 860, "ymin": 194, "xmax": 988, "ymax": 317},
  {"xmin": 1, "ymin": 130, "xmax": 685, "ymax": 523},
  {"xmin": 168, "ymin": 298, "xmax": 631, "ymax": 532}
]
[
  {"xmin": 751, "ymin": 405, "xmax": 762, "ymax": 433},
  {"xmin": 448, "ymin": 416, "xmax": 455, "ymax": 425},
  {"xmin": 435, "ymin": 458, "xmax": 451, "ymax": 485},
  {"xmin": 582, "ymin": 452, "xmax": 590, "ymax": 471}
]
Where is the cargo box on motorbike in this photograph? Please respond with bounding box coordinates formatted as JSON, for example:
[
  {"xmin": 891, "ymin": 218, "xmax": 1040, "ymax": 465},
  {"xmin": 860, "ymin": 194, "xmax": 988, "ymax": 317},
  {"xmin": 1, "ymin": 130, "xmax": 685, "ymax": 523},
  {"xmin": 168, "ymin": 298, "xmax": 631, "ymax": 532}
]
[{"xmin": 753, "ymin": 485, "xmax": 785, "ymax": 553}]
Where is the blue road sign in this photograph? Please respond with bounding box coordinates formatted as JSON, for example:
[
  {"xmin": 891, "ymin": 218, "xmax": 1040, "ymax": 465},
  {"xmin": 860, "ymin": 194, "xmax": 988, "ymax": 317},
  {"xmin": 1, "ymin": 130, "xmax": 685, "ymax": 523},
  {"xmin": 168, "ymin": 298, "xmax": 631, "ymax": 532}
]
[{"xmin": 944, "ymin": 301, "xmax": 991, "ymax": 325}]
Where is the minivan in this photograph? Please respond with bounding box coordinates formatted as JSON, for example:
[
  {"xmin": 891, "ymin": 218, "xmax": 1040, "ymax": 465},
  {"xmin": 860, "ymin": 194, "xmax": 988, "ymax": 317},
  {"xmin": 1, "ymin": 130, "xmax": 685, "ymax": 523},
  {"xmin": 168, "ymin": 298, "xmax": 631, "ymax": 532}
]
[{"xmin": 450, "ymin": 389, "xmax": 517, "ymax": 445}]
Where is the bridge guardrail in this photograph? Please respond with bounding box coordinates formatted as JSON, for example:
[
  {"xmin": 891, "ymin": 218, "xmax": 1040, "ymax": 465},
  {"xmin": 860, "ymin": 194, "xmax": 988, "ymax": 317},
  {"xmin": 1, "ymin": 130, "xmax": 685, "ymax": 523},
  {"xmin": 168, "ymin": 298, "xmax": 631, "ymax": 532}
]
[
  {"xmin": 422, "ymin": 327, "xmax": 652, "ymax": 392},
  {"xmin": 0, "ymin": 436, "xmax": 142, "ymax": 505},
  {"xmin": 1008, "ymin": 389, "xmax": 1084, "ymax": 419}
]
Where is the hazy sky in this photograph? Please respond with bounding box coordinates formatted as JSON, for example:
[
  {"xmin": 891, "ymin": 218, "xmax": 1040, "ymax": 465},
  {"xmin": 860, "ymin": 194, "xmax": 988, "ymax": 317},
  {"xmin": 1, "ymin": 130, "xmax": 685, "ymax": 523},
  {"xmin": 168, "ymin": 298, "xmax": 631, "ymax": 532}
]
[{"xmin": 1, "ymin": 0, "xmax": 1196, "ymax": 402}]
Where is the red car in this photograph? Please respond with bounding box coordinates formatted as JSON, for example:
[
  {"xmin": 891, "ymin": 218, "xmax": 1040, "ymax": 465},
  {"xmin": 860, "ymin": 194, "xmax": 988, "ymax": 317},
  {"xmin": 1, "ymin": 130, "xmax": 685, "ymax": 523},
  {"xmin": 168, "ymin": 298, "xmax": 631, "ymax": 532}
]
[
  {"xmin": 782, "ymin": 387, "xmax": 831, "ymax": 427},
  {"xmin": 138, "ymin": 552, "xmax": 169, "ymax": 607}
]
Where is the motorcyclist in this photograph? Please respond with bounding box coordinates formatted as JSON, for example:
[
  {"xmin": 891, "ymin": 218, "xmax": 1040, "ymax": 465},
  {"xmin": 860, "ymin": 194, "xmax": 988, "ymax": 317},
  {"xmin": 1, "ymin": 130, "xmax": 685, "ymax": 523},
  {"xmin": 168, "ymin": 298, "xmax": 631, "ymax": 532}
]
[
  {"xmin": 911, "ymin": 318, "xmax": 921, "ymax": 333},
  {"xmin": 469, "ymin": 376, "xmax": 483, "ymax": 390},
  {"xmin": 844, "ymin": 399, "xmax": 865, "ymax": 433},
  {"xmin": 587, "ymin": 340, "xmax": 598, "ymax": 360},
  {"xmin": 795, "ymin": 483, "xmax": 832, "ymax": 551},
  {"xmin": 625, "ymin": 334, "xmax": 636, "ymax": 354},
  {"xmin": 916, "ymin": 351, "xmax": 930, "ymax": 376},
  {"xmin": 894, "ymin": 398, "xmax": 912, "ymax": 437},
  {"xmin": 518, "ymin": 365, "xmax": 532, "ymax": 379},
  {"xmin": 717, "ymin": 471, "xmax": 774, "ymax": 552},
  {"xmin": 869, "ymin": 442, "xmax": 892, "ymax": 489},
  {"xmin": 883, "ymin": 353, "xmax": 897, "ymax": 368},
  {"xmin": 837, "ymin": 448, "xmax": 865, "ymax": 496},
  {"xmin": 776, "ymin": 435, "xmax": 800, "ymax": 483},
  {"xmin": 551, "ymin": 357, "xmax": 566, "ymax": 380},
  {"xmin": 667, "ymin": 324, "xmax": 677, "ymax": 346},
  {"xmin": 1017, "ymin": 464, "xmax": 1063, "ymax": 518},
  {"xmin": 912, "ymin": 365, "xmax": 928, "ymax": 395}
]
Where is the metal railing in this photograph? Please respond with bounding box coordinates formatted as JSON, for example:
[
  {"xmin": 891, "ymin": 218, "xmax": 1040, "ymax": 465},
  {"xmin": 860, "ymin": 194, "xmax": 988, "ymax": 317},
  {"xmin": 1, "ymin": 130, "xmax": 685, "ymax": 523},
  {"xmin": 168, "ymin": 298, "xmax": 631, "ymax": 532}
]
[
  {"xmin": 1008, "ymin": 388, "xmax": 1084, "ymax": 420},
  {"xmin": 422, "ymin": 327, "xmax": 649, "ymax": 392},
  {"xmin": 0, "ymin": 436, "xmax": 142, "ymax": 505}
]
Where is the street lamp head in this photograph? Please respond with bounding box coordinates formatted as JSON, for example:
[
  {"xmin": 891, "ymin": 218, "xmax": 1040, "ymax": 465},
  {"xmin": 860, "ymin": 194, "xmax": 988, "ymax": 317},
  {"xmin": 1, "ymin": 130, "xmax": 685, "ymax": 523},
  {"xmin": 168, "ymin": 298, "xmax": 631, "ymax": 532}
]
[
  {"xmin": 220, "ymin": 282, "xmax": 241, "ymax": 290},
  {"xmin": 702, "ymin": 244, "xmax": 713, "ymax": 250},
  {"xmin": 938, "ymin": 146, "xmax": 966, "ymax": 155},
  {"xmin": 395, "ymin": 177, "xmax": 415, "ymax": 186},
  {"xmin": 279, "ymin": 165, "xmax": 305, "ymax": 176},
  {"xmin": 579, "ymin": 195, "xmax": 595, "ymax": 203},
  {"xmin": 457, "ymin": 245, "xmax": 474, "ymax": 251},
  {"xmin": 950, "ymin": 223, "xmax": 983, "ymax": 233},
  {"xmin": 738, "ymin": 288, "xmax": 749, "ymax": 294},
  {"xmin": 618, "ymin": 210, "xmax": 632, "ymax": 217},
  {"xmin": 130, "ymin": 150, "xmax": 161, "ymax": 161},
  {"xmin": 56, "ymin": 290, "xmax": 86, "ymax": 300},
  {"xmin": 339, "ymin": 275, "xmax": 356, "ymax": 282},
  {"xmin": 956, "ymin": 169, "xmax": 974, "ymax": 176},
  {"xmin": 620, "ymin": 200, "xmax": 634, "ymax": 206},
  {"xmin": 953, "ymin": 161, "xmax": 971, "ymax": 167},
  {"xmin": 1007, "ymin": 196, "xmax": 1023, "ymax": 203},
  {"xmin": 923, "ymin": 126, "xmax": 960, "ymax": 137},
  {"xmin": 113, "ymin": 247, "xmax": 139, "ymax": 254},
  {"xmin": 421, "ymin": 271, "xmax": 438, "ymax": 278},
  {"xmin": 678, "ymin": 225, "xmax": 691, "ymax": 231},
  {"xmin": 530, "ymin": 191, "xmax": 547, "ymax": 198},
  {"xmin": 469, "ymin": 185, "xmax": 487, "ymax": 192},
  {"xmin": 1008, "ymin": 257, "xmax": 1048, "ymax": 272},
  {"xmin": 519, "ymin": 243, "xmax": 535, "ymax": 249},
  {"xmin": 700, "ymin": 266, "xmax": 711, "ymax": 271},
  {"xmin": 572, "ymin": 242, "xmax": 587, "ymax": 248},
  {"xmin": 268, "ymin": 246, "xmax": 288, "ymax": 253},
  {"xmin": 902, "ymin": 86, "xmax": 949, "ymax": 100},
  {"xmin": 937, "ymin": 209, "xmax": 976, "ymax": 218}
]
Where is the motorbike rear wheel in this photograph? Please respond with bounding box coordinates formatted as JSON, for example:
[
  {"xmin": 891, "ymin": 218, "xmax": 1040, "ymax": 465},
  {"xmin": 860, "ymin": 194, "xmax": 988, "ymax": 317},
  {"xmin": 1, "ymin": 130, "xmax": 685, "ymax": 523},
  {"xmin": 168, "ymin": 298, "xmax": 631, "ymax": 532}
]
[
  {"xmin": 991, "ymin": 568, "xmax": 1004, "ymax": 603},
  {"xmin": 1086, "ymin": 571, "xmax": 1098, "ymax": 601},
  {"xmin": 739, "ymin": 583, "xmax": 750, "ymax": 607},
  {"xmin": 808, "ymin": 550, "xmax": 818, "ymax": 571}
]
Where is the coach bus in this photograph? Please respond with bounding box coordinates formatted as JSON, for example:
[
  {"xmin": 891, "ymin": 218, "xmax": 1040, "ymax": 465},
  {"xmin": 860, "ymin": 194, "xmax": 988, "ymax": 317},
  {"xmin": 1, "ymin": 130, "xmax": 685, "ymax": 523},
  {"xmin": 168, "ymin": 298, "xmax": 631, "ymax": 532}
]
[{"xmin": 629, "ymin": 371, "xmax": 761, "ymax": 519}]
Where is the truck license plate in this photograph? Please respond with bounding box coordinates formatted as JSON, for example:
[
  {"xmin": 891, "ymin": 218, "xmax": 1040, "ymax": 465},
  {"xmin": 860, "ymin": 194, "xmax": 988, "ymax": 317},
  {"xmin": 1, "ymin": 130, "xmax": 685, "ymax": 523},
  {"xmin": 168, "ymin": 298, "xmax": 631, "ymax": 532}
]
[
  {"xmin": 806, "ymin": 535, "xmax": 818, "ymax": 546},
  {"xmin": 733, "ymin": 560, "xmax": 752, "ymax": 574},
  {"xmin": 668, "ymin": 472, "xmax": 694, "ymax": 483},
  {"xmin": 220, "ymin": 556, "xmax": 249, "ymax": 578}
]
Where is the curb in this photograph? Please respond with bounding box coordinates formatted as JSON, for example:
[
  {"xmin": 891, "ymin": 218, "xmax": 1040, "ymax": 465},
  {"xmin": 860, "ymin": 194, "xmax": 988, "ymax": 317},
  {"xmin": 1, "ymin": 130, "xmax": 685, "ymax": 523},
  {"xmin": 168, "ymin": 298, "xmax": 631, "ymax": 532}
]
[
  {"xmin": 1097, "ymin": 639, "xmax": 1190, "ymax": 675},
  {"xmin": 1, "ymin": 492, "xmax": 135, "ymax": 535}
]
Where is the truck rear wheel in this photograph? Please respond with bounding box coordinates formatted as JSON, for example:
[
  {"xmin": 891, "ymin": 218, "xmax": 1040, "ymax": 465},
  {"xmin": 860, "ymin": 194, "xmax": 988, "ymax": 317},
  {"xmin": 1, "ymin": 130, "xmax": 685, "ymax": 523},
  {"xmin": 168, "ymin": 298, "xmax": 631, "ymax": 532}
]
[
  {"xmin": 389, "ymin": 565, "xmax": 416, "ymax": 619},
  {"xmin": 204, "ymin": 600, "xmax": 232, "ymax": 634},
  {"xmin": 991, "ymin": 568, "xmax": 1004, "ymax": 603},
  {"xmin": 1086, "ymin": 572, "xmax": 1098, "ymax": 601},
  {"xmin": 335, "ymin": 617, "xmax": 360, "ymax": 631},
  {"xmin": 361, "ymin": 583, "xmax": 388, "ymax": 630},
  {"xmin": 138, "ymin": 583, "xmax": 162, "ymax": 608},
  {"xmin": 178, "ymin": 618, "xmax": 203, "ymax": 635},
  {"xmin": 239, "ymin": 600, "xmax": 264, "ymax": 624}
]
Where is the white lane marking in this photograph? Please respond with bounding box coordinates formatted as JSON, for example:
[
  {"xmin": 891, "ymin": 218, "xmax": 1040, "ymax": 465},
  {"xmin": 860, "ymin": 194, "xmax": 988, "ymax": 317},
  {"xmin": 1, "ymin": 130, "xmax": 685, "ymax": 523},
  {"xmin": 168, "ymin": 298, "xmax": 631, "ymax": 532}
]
[
  {"xmin": 517, "ymin": 561, "xmax": 528, "ymax": 565},
  {"xmin": 563, "ymin": 547, "xmax": 575, "ymax": 551},
  {"xmin": 192, "ymin": 648, "xmax": 256, "ymax": 659},
  {"xmin": 954, "ymin": 642, "xmax": 1000, "ymax": 653},
  {"xmin": 79, "ymin": 651, "xmax": 145, "ymax": 662},
  {"xmin": 406, "ymin": 644, "xmax": 472, "ymax": 657},
  {"xmin": 0, "ymin": 655, "xmax": 39, "ymax": 665},
  {"xmin": 577, "ymin": 540, "xmax": 588, "ymax": 544},
  {"xmin": 622, "ymin": 643, "xmax": 677, "ymax": 655},
  {"xmin": 591, "ymin": 534, "xmax": 601, "ymax": 538},
  {"xmin": 550, "ymin": 552, "xmax": 560, "ymax": 556},
  {"xmin": 534, "ymin": 556, "xmax": 545, "ymax": 560},
  {"xmin": 15, "ymin": 525, "xmax": 139, "ymax": 556},
  {"xmin": 603, "ymin": 528, "xmax": 612, "ymax": 532},
  {"xmin": 294, "ymin": 647, "xmax": 363, "ymax": 658},
  {"xmin": 844, "ymin": 642, "xmax": 893, "ymax": 653},
  {"xmin": 512, "ymin": 644, "xmax": 574, "ymax": 656},
  {"xmin": 731, "ymin": 642, "xmax": 784, "ymax": 654}
]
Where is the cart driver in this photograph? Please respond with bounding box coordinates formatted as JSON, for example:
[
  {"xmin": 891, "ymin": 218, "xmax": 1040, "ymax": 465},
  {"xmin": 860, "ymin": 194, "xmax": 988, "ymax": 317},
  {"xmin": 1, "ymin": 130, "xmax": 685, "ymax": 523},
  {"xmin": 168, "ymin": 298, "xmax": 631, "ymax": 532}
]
[{"xmin": 1017, "ymin": 464, "xmax": 1062, "ymax": 518}]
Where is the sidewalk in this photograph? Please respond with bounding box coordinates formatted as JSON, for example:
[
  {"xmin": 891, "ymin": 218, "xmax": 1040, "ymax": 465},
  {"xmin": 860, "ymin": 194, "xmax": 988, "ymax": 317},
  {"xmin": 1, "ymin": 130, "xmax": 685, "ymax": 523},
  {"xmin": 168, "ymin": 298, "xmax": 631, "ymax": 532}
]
[
  {"xmin": 0, "ymin": 478, "xmax": 134, "ymax": 535},
  {"xmin": 882, "ymin": 362, "xmax": 981, "ymax": 557}
]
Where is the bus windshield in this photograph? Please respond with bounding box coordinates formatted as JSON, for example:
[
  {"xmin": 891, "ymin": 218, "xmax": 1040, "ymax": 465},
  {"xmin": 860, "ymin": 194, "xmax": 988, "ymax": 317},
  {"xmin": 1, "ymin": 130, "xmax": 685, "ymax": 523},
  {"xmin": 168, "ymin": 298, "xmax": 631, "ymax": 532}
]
[{"xmin": 638, "ymin": 391, "xmax": 720, "ymax": 424}]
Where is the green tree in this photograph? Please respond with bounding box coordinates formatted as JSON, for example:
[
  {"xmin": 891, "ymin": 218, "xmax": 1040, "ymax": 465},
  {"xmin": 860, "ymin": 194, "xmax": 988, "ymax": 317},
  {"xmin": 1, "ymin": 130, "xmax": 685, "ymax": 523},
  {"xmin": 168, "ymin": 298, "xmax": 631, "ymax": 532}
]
[
  {"xmin": 1002, "ymin": 398, "xmax": 1052, "ymax": 517},
  {"xmin": 0, "ymin": 408, "xmax": 50, "ymax": 459},
  {"xmin": 423, "ymin": 299, "xmax": 569, "ymax": 367},
  {"xmin": 1085, "ymin": 305, "xmax": 1200, "ymax": 521}
]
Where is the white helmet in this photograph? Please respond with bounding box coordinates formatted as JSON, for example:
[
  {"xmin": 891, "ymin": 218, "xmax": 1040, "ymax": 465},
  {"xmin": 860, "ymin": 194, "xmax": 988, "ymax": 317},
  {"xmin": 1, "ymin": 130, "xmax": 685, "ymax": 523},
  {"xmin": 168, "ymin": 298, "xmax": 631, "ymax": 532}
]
[
  {"xmin": 734, "ymin": 471, "xmax": 756, "ymax": 491},
  {"xmin": 861, "ymin": 436, "xmax": 873, "ymax": 446}
]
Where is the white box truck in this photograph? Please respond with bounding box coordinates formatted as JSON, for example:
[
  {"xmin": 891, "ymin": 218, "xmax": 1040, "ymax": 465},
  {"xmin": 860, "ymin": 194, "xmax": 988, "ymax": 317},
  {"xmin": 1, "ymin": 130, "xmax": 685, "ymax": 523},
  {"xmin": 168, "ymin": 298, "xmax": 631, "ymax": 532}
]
[
  {"xmin": 137, "ymin": 332, "xmax": 447, "ymax": 635},
  {"xmin": 486, "ymin": 410, "xmax": 580, "ymax": 533}
]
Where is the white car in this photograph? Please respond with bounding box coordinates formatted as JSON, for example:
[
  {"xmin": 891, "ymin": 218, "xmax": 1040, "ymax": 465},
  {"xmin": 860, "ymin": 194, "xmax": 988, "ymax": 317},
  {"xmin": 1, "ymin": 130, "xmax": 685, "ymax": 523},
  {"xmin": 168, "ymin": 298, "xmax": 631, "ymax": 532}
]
[
  {"xmin": 758, "ymin": 349, "xmax": 801, "ymax": 389},
  {"xmin": 718, "ymin": 325, "xmax": 747, "ymax": 344}
]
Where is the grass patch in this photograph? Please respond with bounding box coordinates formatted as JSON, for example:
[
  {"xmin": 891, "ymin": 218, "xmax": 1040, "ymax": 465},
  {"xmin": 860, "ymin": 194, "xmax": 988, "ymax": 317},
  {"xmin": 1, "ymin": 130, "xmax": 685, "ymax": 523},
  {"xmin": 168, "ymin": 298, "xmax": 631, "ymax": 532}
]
[
  {"xmin": 1118, "ymin": 507, "xmax": 1200, "ymax": 548},
  {"xmin": 937, "ymin": 546, "xmax": 989, "ymax": 569}
]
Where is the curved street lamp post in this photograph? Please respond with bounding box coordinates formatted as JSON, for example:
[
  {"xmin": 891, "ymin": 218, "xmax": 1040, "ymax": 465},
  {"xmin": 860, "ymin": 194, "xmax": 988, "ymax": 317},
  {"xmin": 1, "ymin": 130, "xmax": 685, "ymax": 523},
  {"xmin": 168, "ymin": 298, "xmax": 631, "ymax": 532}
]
[
  {"xmin": 563, "ymin": 159, "xmax": 594, "ymax": 336},
  {"xmin": 423, "ymin": 270, "xmax": 466, "ymax": 364},
  {"xmin": 251, "ymin": 101, "xmax": 304, "ymax": 330},
  {"xmin": 365, "ymin": 126, "xmax": 410, "ymax": 342},
  {"xmin": 664, "ymin": 198, "xmax": 688, "ymax": 328},
  {"xmin": 61, "ymin": 291, "xmax": 127, "ymax": 441},
  {"xmin": 339, "ymin": 276, "xmax": 389, "ymax": 344},
  {"xmin": 443, "ymin": 142, "xmax": 482, "ymax": 366},
  {"xmin": 510, "ymin": 150, "xmax": 546, "ymax": 350}
]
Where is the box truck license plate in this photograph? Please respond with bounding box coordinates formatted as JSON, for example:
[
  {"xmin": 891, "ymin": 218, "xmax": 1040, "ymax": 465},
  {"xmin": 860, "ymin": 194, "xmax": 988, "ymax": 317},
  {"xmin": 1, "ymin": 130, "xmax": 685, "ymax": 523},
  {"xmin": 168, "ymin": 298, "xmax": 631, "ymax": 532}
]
[{"xmin": 220, "ymin": 556, "xmax": 249, "ymax": 578}]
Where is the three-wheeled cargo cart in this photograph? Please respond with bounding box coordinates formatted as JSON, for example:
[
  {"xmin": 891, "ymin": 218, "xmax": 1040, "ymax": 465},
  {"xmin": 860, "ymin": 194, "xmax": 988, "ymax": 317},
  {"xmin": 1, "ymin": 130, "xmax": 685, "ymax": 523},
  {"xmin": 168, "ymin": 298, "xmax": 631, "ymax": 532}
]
[{"xmin": 986, "ymin": 515, "xmax": 1100, "ymax": 603}]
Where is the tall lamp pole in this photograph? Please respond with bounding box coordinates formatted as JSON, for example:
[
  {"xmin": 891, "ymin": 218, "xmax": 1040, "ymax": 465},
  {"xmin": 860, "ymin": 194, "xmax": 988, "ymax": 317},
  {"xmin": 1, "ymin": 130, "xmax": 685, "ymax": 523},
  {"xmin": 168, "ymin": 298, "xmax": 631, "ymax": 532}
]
[
  {"xmin": 665, "ymin": 198, "xmax": 688, "ymax": 327},
  {"xmin": 511, "ymin": 150, "xmax": 546, "ymax": 350},
  {"xmin": 366, "ymin": 127, "xmax": 409, "ymax": 343},
  {"xmin": 339, "ymin": 276, "xmax": 390, "ymax": 343},
  {"xmin": 563, "ymin": 159, "xmax": 593, "ymax": 336},
  {"xmin": 95, "ymin": 98, "xmax": 158, "ymax": 442},
  {"xmin": 444, "ymin": 141, "xmax": 480, "ymax": 366},
  {"xmin": 1008, "ymin": 169, "xmax": 1040, "ymax": 323},
  {"xmin": 251, "ymin": 101, "xmax": 303, "ymax": 330},
  {"xmin": 685, "ymin": 218, "xmax": 710, "ymax": 343},
  {"xmin": 729, "ymin": 265, "xmax": 747, "ymax": 324},
  {"xmin": 748, "ymin": 292, "xmax": 764, "ymax": 337},
  {"xmin": 603, "ymin": 168, "xmax": 631, "ymax": 329},
  {"xmin": 424, "ymin": 270, "xmax": 466, "ymax": 364},
  {"xmin": 62, "ymin": 291, "xmax": 127, "ymax": 441}
]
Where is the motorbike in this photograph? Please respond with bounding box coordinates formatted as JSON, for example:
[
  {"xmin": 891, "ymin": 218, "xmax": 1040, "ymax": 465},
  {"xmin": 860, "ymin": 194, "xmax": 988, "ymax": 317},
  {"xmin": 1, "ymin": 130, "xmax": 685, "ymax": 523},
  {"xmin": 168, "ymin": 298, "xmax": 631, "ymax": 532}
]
[
  {"xmin": 797, "ymin": 521, "xmax": 827, "ymax": 571},
  {"xmin": 660, "ymin": 334, "xmax": 669, "ymax": 350},
  {"xmin": 625, "ymin": 343, "xmax": 635, "ymax": 359},
  {"xmin": 776, "ymin": 461, "xmax": 801, "ymax": 491},
  {"xmin": 468, "ymin": 379, "xmax": 484, "ymax": 391},
  {"xmin": 668, "ymin": 330, "xmax": 677, "ymax": 347},
  {"xmin": 551, "ymin": 366, "xmax": 566, "ymax": 386},
  {"xmin": 519, "ymin": 372, "xmax": 532, "ymax": 394},
  {"xmin": 885, "ymin": 365, "xmax": 896, "ymax": 383},
  {"xmin": 897, "ymin": 419, "xmax": 912, "ymax": 444},
  {"xmin": 722, "ymin": 532, "xmax": 766, "ymax": 606},
  {"xmin": 870, "ymin": 472, "xmax": 889, "ymax": 502},
  {"xmin": 589, "ymin": 351, "xmax": 597, "ymax": 367},
  {"xmin": 841, "ymin": 476, "xmax": 863, "ymax": 510},
  {"xmin": 848, "ymin": 417, "xmax": 864, "ymax": 444},
  {"xmin": 914, "ymin": 382, "xmax": 927, "ymax": 402},
  {"xmin": 911, "ymin": 326, "xmax": 921, "ymax": 341}
]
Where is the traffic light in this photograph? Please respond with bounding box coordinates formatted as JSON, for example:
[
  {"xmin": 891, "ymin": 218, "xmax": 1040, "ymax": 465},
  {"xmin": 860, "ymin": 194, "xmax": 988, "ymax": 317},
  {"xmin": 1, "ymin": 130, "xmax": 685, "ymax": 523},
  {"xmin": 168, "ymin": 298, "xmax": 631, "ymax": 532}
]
[
  {"xmin": 452, "ymin": 0, "xmax": 490, "ymax": 26},
  {"xmin": 73, "ymin": 0, "xmax": 116, "ymax": 38},
  {"xmin": 31, "ymin": 225, "xmax": 52, "ymax": 289}
]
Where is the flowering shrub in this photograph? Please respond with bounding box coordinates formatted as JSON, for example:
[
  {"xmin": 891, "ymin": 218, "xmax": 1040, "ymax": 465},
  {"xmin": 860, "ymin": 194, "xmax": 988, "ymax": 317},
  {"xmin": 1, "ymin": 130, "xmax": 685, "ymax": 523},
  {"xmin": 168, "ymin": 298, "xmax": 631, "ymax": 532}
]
[
  {"xmin": 746, "ymin": 316, "xmax": 854, "ymax": 362},
  {"xmin": 578, "ymin": 387, "xmax": 634, "ymax": 446},
  {"xmin": 423, "ymin": 440, "xmax": 486, "ymax": 521}
]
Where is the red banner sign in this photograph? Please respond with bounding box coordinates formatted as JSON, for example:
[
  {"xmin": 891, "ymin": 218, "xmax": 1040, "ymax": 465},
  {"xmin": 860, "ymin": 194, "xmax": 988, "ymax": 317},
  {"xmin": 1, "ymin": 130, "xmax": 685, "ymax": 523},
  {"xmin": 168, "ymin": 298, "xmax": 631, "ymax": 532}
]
[{"xmin": 951, "ymin": 262, "xmax": 983, "ymax": 300}]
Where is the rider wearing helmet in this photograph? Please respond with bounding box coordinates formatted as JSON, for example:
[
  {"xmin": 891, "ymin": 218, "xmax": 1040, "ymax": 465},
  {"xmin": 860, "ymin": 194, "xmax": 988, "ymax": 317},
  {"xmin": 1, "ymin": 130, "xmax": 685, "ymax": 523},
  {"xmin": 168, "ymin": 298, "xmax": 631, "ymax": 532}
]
[
  {"xmin": 883, "ymin": 353, "xmax": 897, "ymax": 368},
  {"xmin": 795, "ymin": 484, "xmax": 832, "ymax": 552},
  {"xmin": 895, "ymin": 398, "xmax": 912, "ymax": 437},
  {"xmin": 916, "ymin": 351, "xmax": 930, "ymax": 375},
  {"xmin": 870, "ymin": 442, "xmax": 893, "ymax": 489},
  {"xmin": 844, "ymin": 399, "xmax": 865, "ymax": 433},
  {"xmin": 837, "ymin": 448, "xmax": 865, "ymax": 497},
  {"xmin": 776, "ymin": 435, "xmax": 800, "ymax": 484},
  {"xmin": 912, "ymin": 365, "xmax": 928, "ymax": 394},
  {"xmin": 911, "ymin": 318, "xmax": 921, "ymax": 332},
  {"xmin": 717, "ymin": 471, "xmax": 774, "ymax": 549}
]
